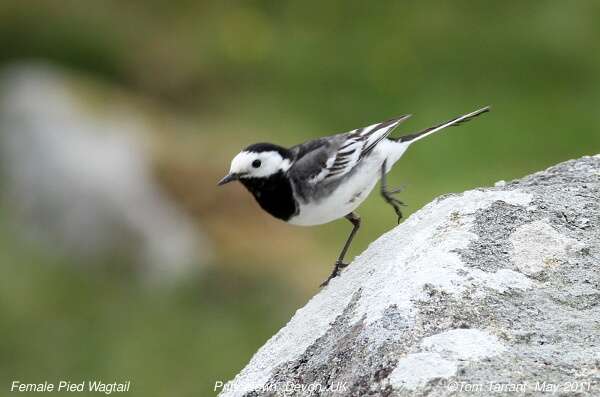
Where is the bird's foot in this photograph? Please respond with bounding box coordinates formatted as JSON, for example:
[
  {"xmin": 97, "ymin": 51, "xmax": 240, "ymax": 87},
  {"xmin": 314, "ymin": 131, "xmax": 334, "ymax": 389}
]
[
  {"xmin": 381, "ymin": 186, "xmax": 406, "ymax": 224},
  {"xmin": 320, "ymin": 260, "xmax": 349, "ymax": 287}
]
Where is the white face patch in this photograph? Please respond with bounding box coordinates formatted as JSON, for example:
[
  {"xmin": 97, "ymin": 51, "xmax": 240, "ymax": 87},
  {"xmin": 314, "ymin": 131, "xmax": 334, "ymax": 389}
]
[{"xmin": 229, "ymin": 150, "xmax": 291, "ymax": 178}]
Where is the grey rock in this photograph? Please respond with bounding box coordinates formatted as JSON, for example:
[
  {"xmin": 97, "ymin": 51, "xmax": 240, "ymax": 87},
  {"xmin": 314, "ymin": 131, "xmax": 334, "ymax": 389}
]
[
  {"xmin": 221, "ymin": 155, "xmax": 600, "ymax": 396},
  {"xmin": 0, "ymin": 63, "xmax": 211, "ymax": 281}
]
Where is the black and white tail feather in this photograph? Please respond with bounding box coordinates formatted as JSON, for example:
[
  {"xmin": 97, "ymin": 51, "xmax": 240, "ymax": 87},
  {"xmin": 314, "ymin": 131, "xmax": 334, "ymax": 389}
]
[{"xmin": 396, "ymin": 106, "xmax": 490, "ymax": 143}]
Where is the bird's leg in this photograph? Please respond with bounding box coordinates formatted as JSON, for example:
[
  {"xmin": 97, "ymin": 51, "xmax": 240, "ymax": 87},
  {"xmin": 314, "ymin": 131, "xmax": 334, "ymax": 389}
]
[
  {"xmin": 320, "ymin": 212, "xmax": 361, "ymax": 287},
  {"xmin": 380, "ymin": 159, "xmax": 406, "ymax": 224}
]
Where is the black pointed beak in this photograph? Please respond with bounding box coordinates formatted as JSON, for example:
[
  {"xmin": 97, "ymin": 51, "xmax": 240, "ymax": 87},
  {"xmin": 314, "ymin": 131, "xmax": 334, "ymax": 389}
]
[{"xmin": 217, "ymin": 173, "xmax": 239, "ymax": 186}]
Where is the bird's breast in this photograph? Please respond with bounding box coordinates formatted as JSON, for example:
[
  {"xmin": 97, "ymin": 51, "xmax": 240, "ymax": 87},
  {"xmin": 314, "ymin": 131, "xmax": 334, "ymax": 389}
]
[{"xmin": 239, "ymin": 172, "xmax": 298, "ymax": 222}]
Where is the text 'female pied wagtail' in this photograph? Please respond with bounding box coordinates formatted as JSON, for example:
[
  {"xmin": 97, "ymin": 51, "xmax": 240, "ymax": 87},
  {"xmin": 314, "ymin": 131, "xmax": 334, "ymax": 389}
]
[{"xmin": 219, "ymin": 106, "xmax": 490, "ymax": 286}]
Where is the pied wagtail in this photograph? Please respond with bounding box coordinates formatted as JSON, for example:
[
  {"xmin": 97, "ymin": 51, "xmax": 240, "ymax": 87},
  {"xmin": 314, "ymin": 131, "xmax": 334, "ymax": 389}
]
[{"xmin": 219, "ymin": 106, "xmax": 490, "ymax": 286}]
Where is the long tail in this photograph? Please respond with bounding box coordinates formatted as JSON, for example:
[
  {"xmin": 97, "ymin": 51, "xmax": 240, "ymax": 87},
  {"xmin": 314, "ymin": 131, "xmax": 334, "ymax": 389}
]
[{"xmin": 396, "ymin": 106, "xmax": 490, "ymax": 144}]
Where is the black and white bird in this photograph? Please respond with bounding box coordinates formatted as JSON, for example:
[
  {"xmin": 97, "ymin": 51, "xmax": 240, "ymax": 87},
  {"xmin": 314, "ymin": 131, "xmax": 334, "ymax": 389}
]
[{"xmin": 218, "ymin": 106, "xmax": 490, "ymax": 286}]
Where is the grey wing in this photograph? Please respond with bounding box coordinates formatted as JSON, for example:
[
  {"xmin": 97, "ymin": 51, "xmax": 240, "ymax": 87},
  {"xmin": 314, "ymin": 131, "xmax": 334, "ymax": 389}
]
[
  {"xmin": 288, "ymin": 135, "xmax": 347, "ymax": 182},
  {"xmin": 290, "ymin": 115, "xmax": 411, "ymax": 185}
]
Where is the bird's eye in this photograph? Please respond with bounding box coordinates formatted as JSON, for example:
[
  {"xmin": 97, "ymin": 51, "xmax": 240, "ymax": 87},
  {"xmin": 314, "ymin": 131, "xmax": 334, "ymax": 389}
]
[{"xmin": 252, "ymin": 159, "xmax": 261, "ymax": 168}]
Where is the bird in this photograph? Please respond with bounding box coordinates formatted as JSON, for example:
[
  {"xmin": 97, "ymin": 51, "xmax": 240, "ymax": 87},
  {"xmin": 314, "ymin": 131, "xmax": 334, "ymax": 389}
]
[{"xmin": 218, "ymin": 106, "xmax": 490, "ymax": 286}]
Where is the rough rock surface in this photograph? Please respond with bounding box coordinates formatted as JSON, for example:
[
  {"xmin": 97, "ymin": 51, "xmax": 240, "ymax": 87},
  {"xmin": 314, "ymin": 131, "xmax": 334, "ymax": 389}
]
[{"xmin": 222, "ymin": 155, "xmax": 600, "ymax": 396}]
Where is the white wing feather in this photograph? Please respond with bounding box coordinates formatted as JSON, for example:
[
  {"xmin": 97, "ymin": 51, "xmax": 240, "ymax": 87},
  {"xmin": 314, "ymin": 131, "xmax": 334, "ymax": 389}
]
[{"xmin": 309, "ymin": 115, "xmax": 411, "ymax": 184}]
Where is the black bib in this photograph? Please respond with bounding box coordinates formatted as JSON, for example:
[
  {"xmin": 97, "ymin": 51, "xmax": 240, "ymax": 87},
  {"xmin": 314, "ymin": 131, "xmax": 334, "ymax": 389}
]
[{"xmin": 240, "ymin": 171, "xmax": 298, "ymax": 221}]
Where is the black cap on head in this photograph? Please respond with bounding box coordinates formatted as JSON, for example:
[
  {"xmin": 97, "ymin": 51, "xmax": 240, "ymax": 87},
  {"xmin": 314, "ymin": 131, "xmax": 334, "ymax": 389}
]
[{"xmin": 244, "ymin": 143, "xmax": 292, "ymax": 159}]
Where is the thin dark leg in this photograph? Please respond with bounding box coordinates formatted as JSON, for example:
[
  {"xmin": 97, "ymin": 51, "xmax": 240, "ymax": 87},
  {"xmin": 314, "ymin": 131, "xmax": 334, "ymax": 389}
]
[
  {"xmin": 320, "ymin": 212, "xmax": 361, "ymax": 287},
  {"xmin": 380, "ymin": 159, "xmax": 406, "ymax": 224}
]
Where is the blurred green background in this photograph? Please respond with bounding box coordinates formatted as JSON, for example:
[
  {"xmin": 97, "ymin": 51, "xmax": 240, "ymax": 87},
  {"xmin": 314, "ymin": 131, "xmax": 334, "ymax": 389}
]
[{"xmin": 1, "ymin": 1, "xmax": 599, "ymax": 396}]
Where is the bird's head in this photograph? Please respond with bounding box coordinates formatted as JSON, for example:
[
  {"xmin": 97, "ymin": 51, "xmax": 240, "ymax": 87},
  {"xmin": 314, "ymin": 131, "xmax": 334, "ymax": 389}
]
[{"xmin": 218, "ymin": 143, "xmax": 292, "ymax": 186}]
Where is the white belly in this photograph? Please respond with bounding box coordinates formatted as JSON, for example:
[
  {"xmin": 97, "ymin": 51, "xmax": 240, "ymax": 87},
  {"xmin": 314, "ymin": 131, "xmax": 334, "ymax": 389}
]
[
  {"xmin": 288, "ymin": 181, "xmax": 378, "ymax": 226},
  {"xmin": 287, "ymin": 159, "xmax": 380, "ymax": 226}
]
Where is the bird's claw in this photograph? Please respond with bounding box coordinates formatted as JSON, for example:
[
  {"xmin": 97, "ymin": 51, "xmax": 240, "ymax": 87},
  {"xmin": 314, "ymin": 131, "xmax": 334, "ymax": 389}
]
[
  {"xmin": 382, "ymin": 189, "xmax": 406, "ymax": 224},
  {"xmin": 320, "ymin": 260, "xmax": 348, "ymax": 287}
]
